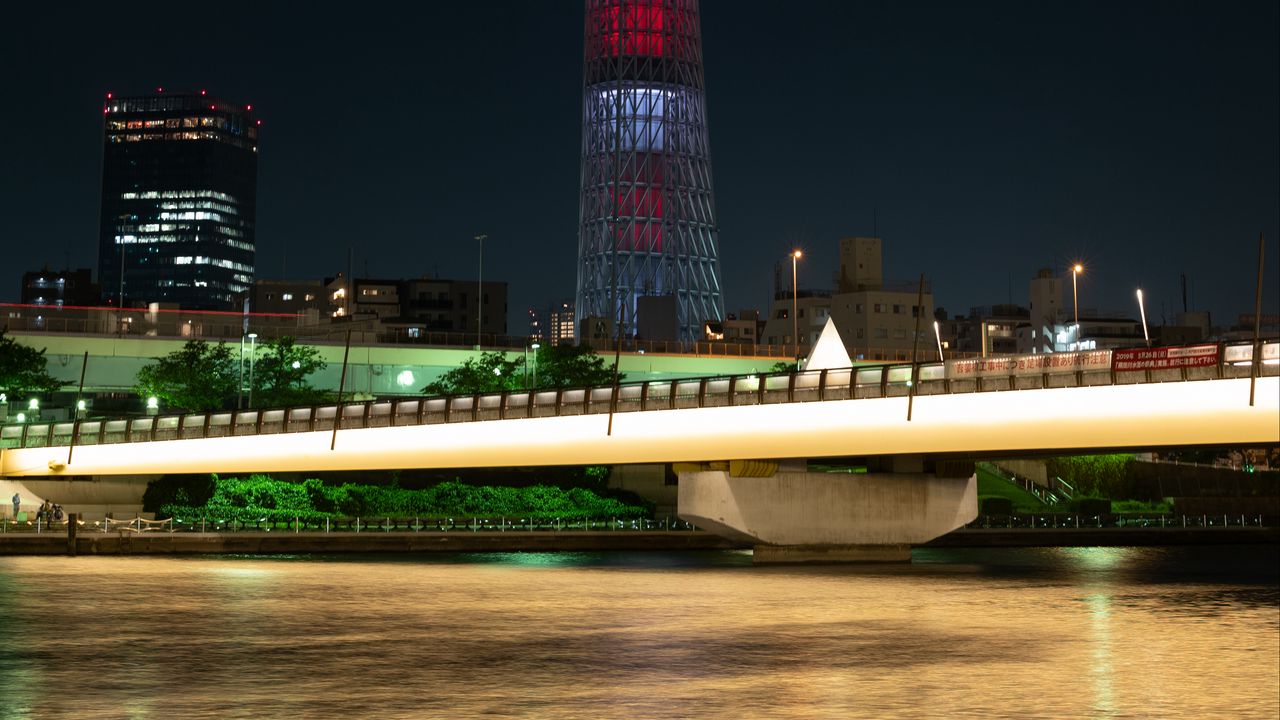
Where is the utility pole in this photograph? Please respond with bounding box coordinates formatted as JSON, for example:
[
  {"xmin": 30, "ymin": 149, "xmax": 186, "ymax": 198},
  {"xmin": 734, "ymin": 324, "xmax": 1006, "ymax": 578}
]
[
  {"xmin": 475, "ymin": 234, "xmax": 487, "ymax": 349},
  {"xmin": 1249, "ymin": 233, "xmax": 1265, "ymax": 407},
  {"xmin": 907, "ymin": 273, "xmax": 925, "ymax": 422}
]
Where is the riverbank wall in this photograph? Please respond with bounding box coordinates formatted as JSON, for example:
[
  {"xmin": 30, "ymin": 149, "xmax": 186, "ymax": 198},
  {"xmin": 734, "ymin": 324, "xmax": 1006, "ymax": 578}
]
[
  {"xmin": 0, "ymin": 526, "xmax": 1276, "ymax": 556},
  {"xmin": 0, "ymin": 530, "xmax": 744, "ymax": 556}
]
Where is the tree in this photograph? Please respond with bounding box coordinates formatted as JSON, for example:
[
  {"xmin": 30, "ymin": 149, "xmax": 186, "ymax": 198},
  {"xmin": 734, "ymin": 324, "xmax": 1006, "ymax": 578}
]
[
  {"xmin": 421, "ymin": 345, "xmax": 622, "ymax": 396},
  {"xmin": 0, "ymin": 329, "xmax": 62, "ymax": 397},
  {"xmin": 531, "ymin": 344, "xmax": 620, "ymax": 389},
  {"xmin": 135, "ymin": 340, "xmax": 238, "ymax": 412},
  {"xmin": 423, "ymin": 351, "xmax": 521, "ymax": 395},
  {"xmin": 250, "ymin": 337, "xmax": 328, "ymax": 408}
]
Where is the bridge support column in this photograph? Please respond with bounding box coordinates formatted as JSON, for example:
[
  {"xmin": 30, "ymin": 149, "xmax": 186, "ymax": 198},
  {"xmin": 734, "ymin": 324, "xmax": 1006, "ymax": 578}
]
[{"xmin": 677, "ymin": 459, "xmax": 977, "ymax": 563}]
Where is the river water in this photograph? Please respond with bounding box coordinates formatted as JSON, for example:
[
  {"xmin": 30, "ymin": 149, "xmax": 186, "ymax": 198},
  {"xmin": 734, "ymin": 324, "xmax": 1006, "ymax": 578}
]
[{"xmin": 0, "ymin": 545, "xmax": 1276, "ymax": 719}]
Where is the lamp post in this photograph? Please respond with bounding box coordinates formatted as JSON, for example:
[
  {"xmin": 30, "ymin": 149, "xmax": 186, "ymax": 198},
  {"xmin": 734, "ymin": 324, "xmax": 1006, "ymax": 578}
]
[
  {"xmin": 1071, "ymin": 263, "xmax": 1083, "ymax": 350},
  {"xmin": 237, "ymin": 334, "xmax": 246, "ymax": 409},
  {"xmin": 1136, "ymin": 288, "xmax": 1150, "ymax": 347},
  {"xmin": 530, "ymin": 342, "xmax": 540, "ymax": 389},
  {"xmin": 247, "ymin": 332, "xmax": 258, "ymax": 409},
  {"xmin": 475, "ymin": 234, "xmax": 487, "ymax": 349},
  {"xmin": 791, "ymin": 250, "xmax": 802, "ymax": 361}
]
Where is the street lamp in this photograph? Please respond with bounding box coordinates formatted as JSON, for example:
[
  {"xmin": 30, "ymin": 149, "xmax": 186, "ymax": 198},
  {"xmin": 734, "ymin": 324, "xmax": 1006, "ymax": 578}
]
[
  {"xmin": 791, "ymin": 250, "xmax": 802, "ymax": 361},
  {"xmin": 1071, "ymin": 263, "xmax": 1083, "ymax": 350},
  {"xmin": 1136, "ymin": 287, "xmax": 1150, "ymax": 347},
  {"xmin": 933, "ymin": 320, "xmax": 945, "ymax": 361},
  {"xmin": 247, "ymin": 332, "xmax": 258, "ymax": 408},
  {"xmin": 475, "ymin": 234, "xmax": 487, "ymax": 349},
  {"xmin": 530, "ymin": 342, "xmax": 540, "ymax": 389}
]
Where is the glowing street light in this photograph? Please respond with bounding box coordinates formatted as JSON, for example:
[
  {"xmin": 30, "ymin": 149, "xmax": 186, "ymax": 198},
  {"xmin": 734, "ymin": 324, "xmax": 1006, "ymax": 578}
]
[
  {"xmin": 247, "ymin": 333, "xmax": 258, "ymax": 408},
  {"xmin": 1136, "ymin": 288, "xmax": 1150, "ymax": 347},
  {"xmin": 933, "ymin": 320, "xmax": 945, "ymax": 361},
  {"xmin": 791, "ymin": 250, "xmax": 802, "ymax": 361},
  {"xmin": 1071, "ymin": 263, "xmax": 1084, "ymax": 349},
  {"xmin": 530, "ymin": 342, "xmax": 540, "ymax": 389}
]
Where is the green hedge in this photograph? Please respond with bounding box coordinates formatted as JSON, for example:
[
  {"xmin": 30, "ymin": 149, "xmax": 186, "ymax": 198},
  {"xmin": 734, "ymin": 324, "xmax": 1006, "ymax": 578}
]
[
  {"xmin": 1045, "ymin": 454, "xmax": 1135, "ymax": 498},
  {"xmin": 157, "ymin": 475, "xmax": 649, "ymax": 522}
]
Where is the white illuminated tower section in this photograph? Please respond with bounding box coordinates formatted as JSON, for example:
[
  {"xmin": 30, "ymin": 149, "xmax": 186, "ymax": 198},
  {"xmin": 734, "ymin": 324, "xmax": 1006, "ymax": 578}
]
[{"xmin": 576, "ymin": 0, "xmax": 724, "ymax": 342}]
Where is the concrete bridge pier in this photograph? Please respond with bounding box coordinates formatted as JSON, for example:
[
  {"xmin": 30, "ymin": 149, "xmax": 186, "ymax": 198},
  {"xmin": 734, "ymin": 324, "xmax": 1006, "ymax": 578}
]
[{"xmin": 676, "ymin": 457, "xmax": 977, "ymax": 563}]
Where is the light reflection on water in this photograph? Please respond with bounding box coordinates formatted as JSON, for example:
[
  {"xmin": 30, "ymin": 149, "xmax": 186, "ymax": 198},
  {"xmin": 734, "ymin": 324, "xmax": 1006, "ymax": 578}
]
[{"xmin": 0, "ymin": 546, "xmax": 1275, "ymax": 719}]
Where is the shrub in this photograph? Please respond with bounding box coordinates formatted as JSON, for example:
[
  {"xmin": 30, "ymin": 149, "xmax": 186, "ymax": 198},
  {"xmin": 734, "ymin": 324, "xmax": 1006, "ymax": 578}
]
[
  {"xmin": 1046, "ymin": 455, "xmax": 1135, "ymax": 498},
  {"xmin": 147, "ymin": 475, "xmax": 649, "ymax": 521},
  {"xmin": 1111, "ymin": 499, "xmax": 1172, "ymax": 514},
  {"xmin": 142, "ymin": 474, "xmax": 216, "ymax": 513}
]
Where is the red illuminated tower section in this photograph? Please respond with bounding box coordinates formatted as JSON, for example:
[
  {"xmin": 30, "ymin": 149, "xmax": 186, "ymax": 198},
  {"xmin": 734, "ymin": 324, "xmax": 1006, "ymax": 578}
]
[{"xmin": 576, "ymin": 0, "xmax": 724, "ymax": 342}]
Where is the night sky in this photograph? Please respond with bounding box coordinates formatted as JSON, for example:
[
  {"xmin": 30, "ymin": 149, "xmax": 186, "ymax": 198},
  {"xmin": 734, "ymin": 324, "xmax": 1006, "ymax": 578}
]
[{"xmin": 2, "ymin": 1, "xmax": 1276, "ymax": 332}]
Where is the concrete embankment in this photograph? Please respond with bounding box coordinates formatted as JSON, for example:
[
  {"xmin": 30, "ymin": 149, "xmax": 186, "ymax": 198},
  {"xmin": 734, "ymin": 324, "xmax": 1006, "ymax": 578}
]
[
  {"xmin": 0, "ymin": 531, "xmax": 744, "ymax": 556},
  {"xmin": 1, "ymin": 527, "xmax": 1275, "ymax": 556}
]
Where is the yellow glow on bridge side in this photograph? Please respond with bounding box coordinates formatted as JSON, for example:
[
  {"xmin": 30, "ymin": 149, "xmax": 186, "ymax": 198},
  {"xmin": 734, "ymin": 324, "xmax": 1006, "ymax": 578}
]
[{"xmin": 2, "ymin": 377, "xmax": 1276, "ymax": 478}]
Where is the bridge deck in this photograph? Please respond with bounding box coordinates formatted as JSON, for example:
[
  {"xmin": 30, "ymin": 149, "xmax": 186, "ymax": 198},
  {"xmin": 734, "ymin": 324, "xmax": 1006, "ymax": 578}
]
[{"xmin": 2, "ymin": 346, "xmax": 1277, "ymax": 477}]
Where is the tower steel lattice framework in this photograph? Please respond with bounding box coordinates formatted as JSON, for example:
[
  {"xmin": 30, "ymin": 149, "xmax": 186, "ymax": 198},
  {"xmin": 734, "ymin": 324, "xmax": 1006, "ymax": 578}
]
[{"xmin": 576, "ymin": 0, "xmax": 724, "ymax": 342}]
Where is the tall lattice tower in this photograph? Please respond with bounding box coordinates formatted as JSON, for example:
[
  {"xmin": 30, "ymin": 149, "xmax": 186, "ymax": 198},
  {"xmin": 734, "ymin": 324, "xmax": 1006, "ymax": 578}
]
[{"xmin": 576, "ymin": 0, "xmax": 724, "ymax": 342}]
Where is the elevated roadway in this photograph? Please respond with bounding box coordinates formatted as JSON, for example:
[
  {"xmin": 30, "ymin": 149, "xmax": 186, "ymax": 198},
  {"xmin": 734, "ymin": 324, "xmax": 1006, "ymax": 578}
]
[{"xmin": 3, "ymin": 361, "xmax": 1275, "ymax": 479}]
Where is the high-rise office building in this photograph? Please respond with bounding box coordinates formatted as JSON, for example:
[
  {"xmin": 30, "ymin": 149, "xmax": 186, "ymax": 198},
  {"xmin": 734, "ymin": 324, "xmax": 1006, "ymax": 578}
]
[
  {"xmin": 547, "ymin": 300, "xmax": 577, "ymax": 346},
  {"xmin": 576, "ymin": 0, "xmax": 723, "ymax": 342},
  {"xmin": 99, "ymin": 90, "xmax": 259, "ymax": 311}
]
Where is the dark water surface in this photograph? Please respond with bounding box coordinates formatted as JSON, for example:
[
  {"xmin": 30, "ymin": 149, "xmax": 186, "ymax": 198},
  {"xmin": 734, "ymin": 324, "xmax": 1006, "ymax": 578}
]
[{"xmin": 0, "ymin": 546, "xmax": 1276, "ymax": 719}]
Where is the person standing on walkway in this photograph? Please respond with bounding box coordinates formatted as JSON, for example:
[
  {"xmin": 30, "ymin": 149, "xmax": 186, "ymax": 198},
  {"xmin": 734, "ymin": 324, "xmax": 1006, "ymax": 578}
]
[{"xmin": 10, "ymin": 493, "xmax": 18, "ymax": 519}]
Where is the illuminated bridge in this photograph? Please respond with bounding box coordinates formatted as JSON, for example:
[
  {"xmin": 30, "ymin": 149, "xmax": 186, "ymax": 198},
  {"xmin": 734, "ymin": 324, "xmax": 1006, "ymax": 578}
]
[{"xmin": 3, "ymin": 341, "xmax": 1277, "ymax": 562}]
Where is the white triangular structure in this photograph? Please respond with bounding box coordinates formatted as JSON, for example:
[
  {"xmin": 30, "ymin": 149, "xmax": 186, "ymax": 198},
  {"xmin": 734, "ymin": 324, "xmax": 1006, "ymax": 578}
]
[{"xmin": 803, "ymin": 318, "xmax": 853, "ymax": 370}]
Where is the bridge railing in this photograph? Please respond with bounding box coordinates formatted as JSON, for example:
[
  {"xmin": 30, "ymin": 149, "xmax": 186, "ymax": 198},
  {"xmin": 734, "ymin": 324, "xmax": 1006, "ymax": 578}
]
[
  {"xmin": 2, "ymin": 341, "xmax": 1276, "ymax": 451},
  {"xmin": 965, "ymin": 513, "xmax": 1278, "ymax": 530},
  {"xmin": 2, "ymin": 515, "xmax": 701, "ymax": 534}
]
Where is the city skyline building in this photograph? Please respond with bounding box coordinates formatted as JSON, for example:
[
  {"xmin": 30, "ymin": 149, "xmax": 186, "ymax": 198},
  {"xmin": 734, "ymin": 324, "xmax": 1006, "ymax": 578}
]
[
  {"xmin": 575, "ymin": 0, "xmax": 724, "ymax": 342},
  {"xmin": 98, "ymin": 90, "xmax": 259, "ymax": 311},
  {"xmin": 547, "ymin": 299, "xmax": 577, "ymax": 346}
]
